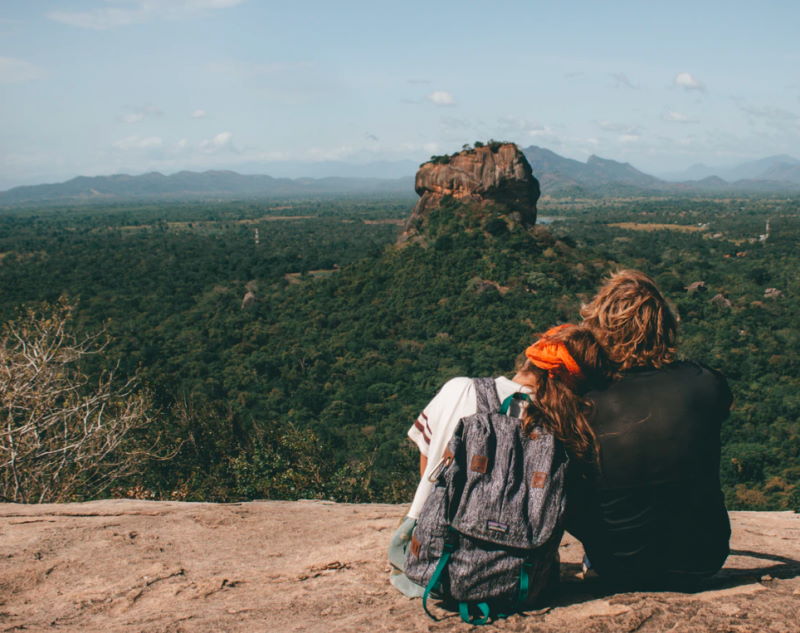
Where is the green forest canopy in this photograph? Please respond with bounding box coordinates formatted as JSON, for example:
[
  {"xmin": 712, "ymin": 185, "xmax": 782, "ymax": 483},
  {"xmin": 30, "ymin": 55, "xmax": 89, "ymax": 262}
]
[{"xmin": 0, "ymin": 194, "xmax": 798, "ymax": 510}]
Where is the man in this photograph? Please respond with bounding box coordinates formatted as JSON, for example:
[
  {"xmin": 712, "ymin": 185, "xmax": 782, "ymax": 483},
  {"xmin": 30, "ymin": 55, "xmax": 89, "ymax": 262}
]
[{"xmin": 567, "ymin": 270, "xmax": 732, "ymax": 587}]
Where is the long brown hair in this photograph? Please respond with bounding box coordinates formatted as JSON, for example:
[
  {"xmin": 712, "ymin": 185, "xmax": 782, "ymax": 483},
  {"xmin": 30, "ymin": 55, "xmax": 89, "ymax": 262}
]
[
  {"xmin": 580, "ymin": 269, "xmax": 677, "ymax": 372},
  {"xmin": 515, "ymin": 325, "xmax": 609, "ymax": 461}
]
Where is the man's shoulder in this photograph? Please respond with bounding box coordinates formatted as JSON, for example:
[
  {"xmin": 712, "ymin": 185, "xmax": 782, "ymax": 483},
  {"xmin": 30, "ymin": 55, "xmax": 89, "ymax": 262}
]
[
  {"xmin": 588, "ymin": 360, "xmax": 731, "ymax": 409},
  {"xmin": 669, "ymin": 359, "xmax": 725, "ymax": 376},
  {"xmin": 655, "ymin": 360, "xmax": 731, "ymax": 395},
  {"xmin": 615, "ymin": 360, "xmax": 728, "ymax": 387}
]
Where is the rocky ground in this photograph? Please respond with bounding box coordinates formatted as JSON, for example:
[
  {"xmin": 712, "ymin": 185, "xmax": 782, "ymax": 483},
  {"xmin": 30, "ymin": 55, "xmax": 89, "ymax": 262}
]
[{"xmin": 0, "ymin": 501, "xmax": 798, "ymax": 632}]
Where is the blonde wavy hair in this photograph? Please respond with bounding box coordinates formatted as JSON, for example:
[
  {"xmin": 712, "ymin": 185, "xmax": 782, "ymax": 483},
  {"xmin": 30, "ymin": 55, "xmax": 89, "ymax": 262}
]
[{"xmin": 580, "ymin": 270, "xmax": 677, "ymax": 372}]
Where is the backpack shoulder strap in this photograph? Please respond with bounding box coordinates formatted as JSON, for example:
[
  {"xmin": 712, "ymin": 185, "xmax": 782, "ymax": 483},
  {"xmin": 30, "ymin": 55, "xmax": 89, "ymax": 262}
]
[{"xmin": 473, "ymin": 377, "xmax": 501, "ymax": 414}]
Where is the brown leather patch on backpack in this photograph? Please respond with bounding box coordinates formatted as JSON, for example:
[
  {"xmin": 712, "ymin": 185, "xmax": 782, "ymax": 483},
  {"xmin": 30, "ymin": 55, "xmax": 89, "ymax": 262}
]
[
  {"xmin": 531, "ymin": 471, "xmax": 547, "ymax": 488},
  {"xmin": 410, "ymin": 535, "xmax": 421, "ymax": 557},
  {"xmin": 470, "ymin": 455, "xmax": 488, "ymax": 473}
]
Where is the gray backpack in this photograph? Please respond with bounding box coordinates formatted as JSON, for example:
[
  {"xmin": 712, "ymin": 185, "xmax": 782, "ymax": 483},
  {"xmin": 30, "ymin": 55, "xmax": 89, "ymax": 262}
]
[{"xmin": 404, "ymin": 378, "xmax": 568, "ymax": 624}]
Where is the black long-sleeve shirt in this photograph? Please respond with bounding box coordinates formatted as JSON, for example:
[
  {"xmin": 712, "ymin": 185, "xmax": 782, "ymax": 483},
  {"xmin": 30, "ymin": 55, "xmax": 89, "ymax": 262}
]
[{"xmin": 566, "ymin": 361, "xmax": 733, "ymax": 586}]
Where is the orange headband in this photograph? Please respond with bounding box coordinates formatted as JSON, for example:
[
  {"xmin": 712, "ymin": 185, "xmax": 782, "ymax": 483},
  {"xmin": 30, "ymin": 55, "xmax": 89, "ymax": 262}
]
[{"xmin": 525, "ymin": 324, "xmax": 584, "ymax": 383}]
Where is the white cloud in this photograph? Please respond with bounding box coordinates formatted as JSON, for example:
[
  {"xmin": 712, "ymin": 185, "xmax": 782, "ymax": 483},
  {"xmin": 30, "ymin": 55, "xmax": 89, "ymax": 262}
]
[
  {"xmin": 199, "ymin": 131, "xmax": 235, "ymax": 153},
  {"xmin": 113, "ymin": 135, "xmax": 163, "ymax": 150},
  {"xmin": 674, "ymin": 72, "xmax": 705, "ymax": 91},
  {"xmin": 119, "ymin": 104, "xmax": 162, "ymax": 124},
  {"xmin": 619, "ymin": 133, "xmax": 641, "ymax": 144},
  {"xmin": 428, "ymin": 90, "xmax": 455, "ymax": 106},
  {"xmin": 191, "ymin": 109, "xmax": 207, "ymax": 119},
  {"xmin": 154, "ymin": 132, "xmax": 239, "ymax": 157},
  {"xmin": 47, "ymin": 0, "xmax": 245, "ymax": 30},
  {"xmin": 212, "ymin": 131, "xmax": 232, "ymax": 145},
  {"xmin": 0, "ymin": 57, "xmax": 46, "ymax": 84},
  {"xmin": 121, "ymin": 112, "xmax": 145, "ymax": 124},
  {"xmin": 663, "ymin": 111, "xmax": 696, "ymax": 123}
]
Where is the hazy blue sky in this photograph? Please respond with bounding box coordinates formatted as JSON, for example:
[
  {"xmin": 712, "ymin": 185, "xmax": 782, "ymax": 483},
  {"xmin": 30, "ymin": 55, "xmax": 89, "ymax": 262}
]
[{"xmin": 1, "ymin": 0, "xmax": 798, "ymax": 187}]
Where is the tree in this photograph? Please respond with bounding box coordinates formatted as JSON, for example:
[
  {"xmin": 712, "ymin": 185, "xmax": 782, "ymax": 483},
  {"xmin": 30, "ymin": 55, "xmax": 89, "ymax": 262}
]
[{"xmin": 0, "ymin": 300, "xmax": 154, "ymax": 502}]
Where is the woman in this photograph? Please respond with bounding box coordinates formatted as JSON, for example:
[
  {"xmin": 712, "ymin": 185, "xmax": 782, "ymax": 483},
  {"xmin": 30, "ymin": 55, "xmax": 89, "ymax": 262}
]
[{"xmin": 389, "ymin": 324, "xmax": 609, "ymax": 597}]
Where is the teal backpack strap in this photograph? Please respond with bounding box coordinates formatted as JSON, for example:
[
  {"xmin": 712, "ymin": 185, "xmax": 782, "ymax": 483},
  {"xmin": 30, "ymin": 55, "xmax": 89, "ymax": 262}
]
[
  {"xmin": 499, "ymin": 392, "xmax": 531, "ymax": 416},
  {"xmin": 517, "ymin": 560, "xmax": 533, "ymax": 604},
  {"xmin": 459, "ymin": 601, "xmax": 491, "ymax": 625},
  {"xmin": 460, "ymin": 560, "xmax": 533, "ymax": 624},
  {"xmin": 459, "ymin": 560, "xmax": 534, "ymax": 624},
  {"xmin": 422, "ymin": 540, "xmax": 456, "ymax": 620}
]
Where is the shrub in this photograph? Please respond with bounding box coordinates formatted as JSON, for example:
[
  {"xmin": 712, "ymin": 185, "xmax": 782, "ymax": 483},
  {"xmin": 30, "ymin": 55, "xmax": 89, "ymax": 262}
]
[{"xmin": 0, "ymin": 300, "xmax": 155, "ymax": 502}]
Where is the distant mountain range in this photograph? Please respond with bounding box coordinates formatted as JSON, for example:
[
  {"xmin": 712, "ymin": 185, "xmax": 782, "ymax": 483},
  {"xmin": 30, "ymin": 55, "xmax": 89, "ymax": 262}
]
[
  {"xmin": 522, "ymin": 146, "xmax": 663, "ymax": 195},
  {"xmin": 520, "ymin": 146, "xmax": 800, "ymax": 196},
  {"xmin": 0, "ymin": 171, "xmax": 416, "ymax": 206},
  {"xmin": 2, "ymin": 147, "xmax": 799, "ymax": 206},
  {"xmin": 660, "ymin": 154, "xmax": 800, "ymax": 183}
]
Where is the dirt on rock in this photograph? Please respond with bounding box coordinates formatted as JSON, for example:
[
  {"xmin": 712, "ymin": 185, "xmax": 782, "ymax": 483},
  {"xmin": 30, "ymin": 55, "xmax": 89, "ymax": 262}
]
[{"xmin": 0, "ymin": 501, "xmax": 798, "ymax": 632}]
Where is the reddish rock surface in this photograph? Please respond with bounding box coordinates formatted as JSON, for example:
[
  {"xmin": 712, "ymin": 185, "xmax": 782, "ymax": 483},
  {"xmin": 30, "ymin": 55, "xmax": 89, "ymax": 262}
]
[
  {"xmin": 1, "ymin": 501, "xmax": 798, "ymax": 632},
  {"xmin": 401, "ymin": 143, "xmax": 540, "ymax": 241}
]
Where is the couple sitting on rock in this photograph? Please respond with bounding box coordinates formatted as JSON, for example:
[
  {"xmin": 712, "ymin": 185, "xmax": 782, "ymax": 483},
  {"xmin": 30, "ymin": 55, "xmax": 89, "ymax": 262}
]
[{"xmin": 390, "ymin": 269, "xmax": 732, "ymax": 620}]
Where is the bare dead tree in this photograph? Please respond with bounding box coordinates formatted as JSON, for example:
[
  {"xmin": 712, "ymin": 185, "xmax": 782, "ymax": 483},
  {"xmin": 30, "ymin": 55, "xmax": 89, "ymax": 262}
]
[{"xmin": 0, "ymin": 299, "xmax": 154, "ymax": 503}]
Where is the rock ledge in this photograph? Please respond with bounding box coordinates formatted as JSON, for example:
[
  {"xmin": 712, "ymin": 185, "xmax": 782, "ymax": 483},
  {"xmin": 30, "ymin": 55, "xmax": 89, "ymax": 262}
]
[{"xmin": 0, "ymin": 501, "xmax": 798, "ymax": 632}]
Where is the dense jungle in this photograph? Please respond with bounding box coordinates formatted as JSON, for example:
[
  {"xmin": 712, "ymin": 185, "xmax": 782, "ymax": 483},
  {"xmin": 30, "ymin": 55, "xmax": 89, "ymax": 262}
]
[{"xmin": 0, "ymin": 194, "xmax": 797, "ymax": 510}]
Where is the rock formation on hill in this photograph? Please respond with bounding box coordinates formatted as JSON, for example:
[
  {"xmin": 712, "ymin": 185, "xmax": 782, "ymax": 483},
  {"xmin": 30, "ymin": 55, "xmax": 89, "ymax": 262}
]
[
  {"xmin": 400, "ymin": 143, "xmax": 540, "ymax": 241},
  {"xmin": 1, "ymin": 500, "xmax": 798, "ymax": 632}
]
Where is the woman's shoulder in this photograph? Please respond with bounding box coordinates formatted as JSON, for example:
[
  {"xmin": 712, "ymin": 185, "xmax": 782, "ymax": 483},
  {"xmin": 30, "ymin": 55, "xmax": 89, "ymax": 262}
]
[
  {"xmin": 422, "ymin": 377, "xmax": 478, "ymax": 431},
  {"xmin": 436, "ymin": 377, "xmax": 475, "ymax": 400},
  {"xmin": 441, "ymin": 376, "xmax": 473, "ymax": 389},
  {"xmin": 438, "ymin": 376, "xmax": 519, "ymax": 398}
]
